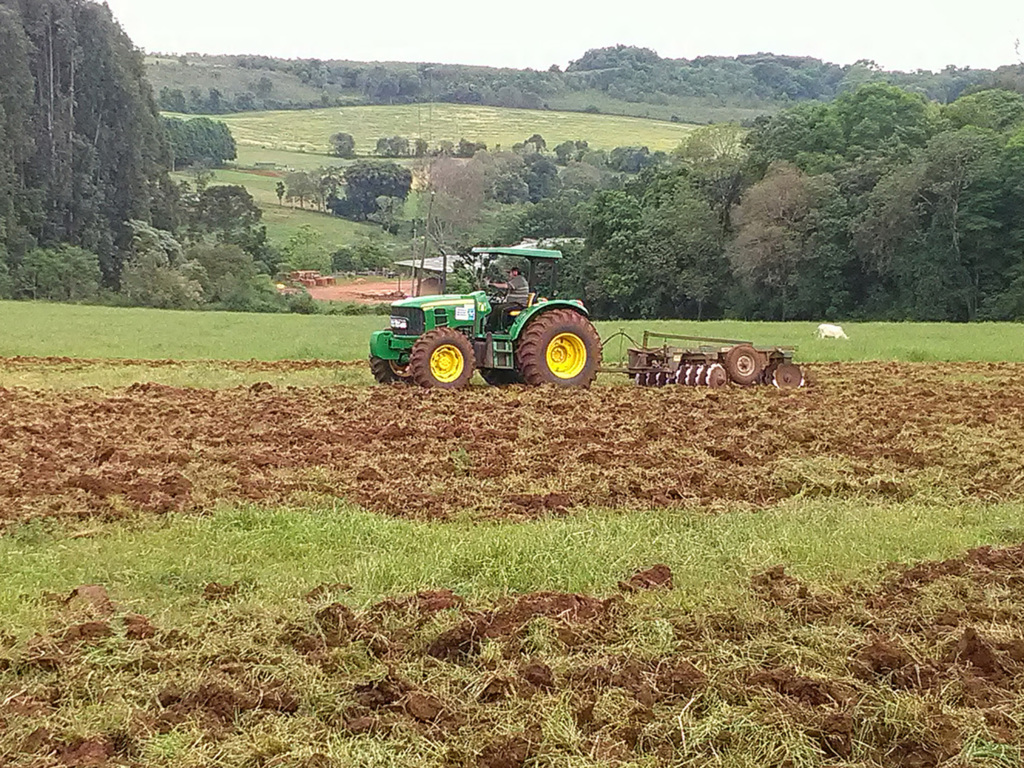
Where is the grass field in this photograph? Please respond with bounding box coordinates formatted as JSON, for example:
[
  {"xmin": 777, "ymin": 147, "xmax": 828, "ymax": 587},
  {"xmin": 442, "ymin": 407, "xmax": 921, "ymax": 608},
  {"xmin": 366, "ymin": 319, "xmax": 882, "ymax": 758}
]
[
  {"xmin": 2, "ymin": 301, "xmax": 1024, "ymax": 367},
  {"xmin": 3, "ymin": 301, "xmax": 1024, "ymax": 767},
  {"xmin": 546, "ymin": 91, "xmax": 775, "ymax": 125},
  {"xmin": 175, "ymin": 104, "xmax": 699, "ymax": 156}
]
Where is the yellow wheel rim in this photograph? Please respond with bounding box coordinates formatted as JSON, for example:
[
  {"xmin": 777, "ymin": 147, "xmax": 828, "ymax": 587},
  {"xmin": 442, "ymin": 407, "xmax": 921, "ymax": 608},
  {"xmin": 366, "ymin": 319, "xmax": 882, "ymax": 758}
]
[
  {"xmin": 546, "ymin": 333, "xmax": 587, "ymax": 379},
  {"xmin": 429, "ymin": 344, "xmax": 464, "ymax": 383}
]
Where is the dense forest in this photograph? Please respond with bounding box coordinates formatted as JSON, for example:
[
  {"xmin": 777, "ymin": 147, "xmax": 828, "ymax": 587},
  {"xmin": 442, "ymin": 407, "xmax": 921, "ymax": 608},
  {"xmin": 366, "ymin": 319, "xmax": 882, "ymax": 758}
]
[
  {"xmin": 510, "ymin": 85, "xmax": 1024, "ymax": 321},
  {"xmin": 150, "ymin": 45, "xmax": 1024, "ymax": 120},
  {"xmin": 0, "ymin": 0, "xmax": 174, "ymax": 287},
  {"xmin": 0, "ymin": 0, "xmax": 294, "ymax": 312}
]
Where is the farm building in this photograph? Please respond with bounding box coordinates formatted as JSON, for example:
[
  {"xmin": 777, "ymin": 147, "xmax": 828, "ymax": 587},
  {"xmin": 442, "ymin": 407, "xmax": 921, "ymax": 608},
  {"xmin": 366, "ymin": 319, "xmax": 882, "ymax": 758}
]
[{"xmin": 393, "ymin": 256, "xmax": 456, "ymax": 296}]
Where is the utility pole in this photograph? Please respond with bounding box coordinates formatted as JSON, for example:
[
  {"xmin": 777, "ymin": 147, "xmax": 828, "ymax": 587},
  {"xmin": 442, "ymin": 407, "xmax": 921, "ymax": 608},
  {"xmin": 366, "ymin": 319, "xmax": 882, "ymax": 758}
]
[{"xmin": 417, "ymin": 191, "xmax": 435, "ymax": 297}]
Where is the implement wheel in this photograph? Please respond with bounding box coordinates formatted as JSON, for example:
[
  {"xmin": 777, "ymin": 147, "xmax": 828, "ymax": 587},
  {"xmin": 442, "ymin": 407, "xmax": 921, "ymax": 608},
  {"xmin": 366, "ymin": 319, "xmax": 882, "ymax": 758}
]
[
  {"xmin": 408, "ymin": 328, "xmax": 476, "ymax": 390},
  {"xmin": 516, "ymin": 309, "xmax": 601, "ymax": 388},
  {"xmin": 370, "ymin": 356, "xmax": 413, "ymax": 385},
  {"xmin": 480, "ymin": 368, "xmax": 523, "ymax": 386},
  {"xmin": 723, "ymin": 344, "xmax": 764, "ymax": 386}
]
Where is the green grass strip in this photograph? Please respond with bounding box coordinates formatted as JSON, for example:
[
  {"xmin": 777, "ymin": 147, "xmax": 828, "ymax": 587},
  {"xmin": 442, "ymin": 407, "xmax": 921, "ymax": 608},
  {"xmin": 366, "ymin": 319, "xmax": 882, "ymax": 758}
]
[{"xmin": 3, "ymin": 499, "xmax": 1022, "ymax": 635}]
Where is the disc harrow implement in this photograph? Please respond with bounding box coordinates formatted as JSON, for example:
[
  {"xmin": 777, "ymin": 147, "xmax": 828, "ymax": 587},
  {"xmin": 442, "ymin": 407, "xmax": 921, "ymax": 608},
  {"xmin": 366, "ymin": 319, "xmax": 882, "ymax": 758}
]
[{"xmin": 600, "ymin": 331, "xmax": 804, "ymax": 389}]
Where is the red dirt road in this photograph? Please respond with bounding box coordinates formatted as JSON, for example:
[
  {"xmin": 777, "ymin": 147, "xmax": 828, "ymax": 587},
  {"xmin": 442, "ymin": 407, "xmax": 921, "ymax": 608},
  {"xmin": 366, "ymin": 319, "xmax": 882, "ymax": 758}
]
[{"xmin": 305, "ymin": 279, "xmax": 406, "ymax": 303}]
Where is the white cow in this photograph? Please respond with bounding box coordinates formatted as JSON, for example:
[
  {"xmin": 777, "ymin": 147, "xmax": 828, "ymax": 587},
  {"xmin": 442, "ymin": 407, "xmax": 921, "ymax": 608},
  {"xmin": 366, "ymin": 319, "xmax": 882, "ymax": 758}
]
[{"xmin": 817, "ymin": 323, "xmax": 848, "ymax": 340}]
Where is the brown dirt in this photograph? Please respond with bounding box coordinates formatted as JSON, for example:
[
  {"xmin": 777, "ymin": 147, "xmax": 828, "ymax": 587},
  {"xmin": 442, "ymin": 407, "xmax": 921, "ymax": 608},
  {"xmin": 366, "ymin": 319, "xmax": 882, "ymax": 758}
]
[
  {"xmin": 427, "ymin": 592, "xmax": 617, "ymax": 660},
  {"xmin": 305, "ymin": 279, "xmax": 406, "ymax": 303},
  {"xmin": 477, "ymin": 736, "xmax": 533, "ymax": 768},
  {"xmin": 619, "ymin": 564, "xmax": 673, "ymax": 592},
  {"xmin": 202, "ymin": 582, "xmax": 240, "ymax": 601},
  {"xmin": 4, "ymin": 361, "xmax": 1022, "ymax": 527}
]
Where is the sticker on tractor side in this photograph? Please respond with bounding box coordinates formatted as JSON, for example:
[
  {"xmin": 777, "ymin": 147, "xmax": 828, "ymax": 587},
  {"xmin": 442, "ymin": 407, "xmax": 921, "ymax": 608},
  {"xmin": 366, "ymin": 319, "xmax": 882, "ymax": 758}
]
[{"xmin": 455, "ymin": 305, "xmax": 475, "ymax": 321}]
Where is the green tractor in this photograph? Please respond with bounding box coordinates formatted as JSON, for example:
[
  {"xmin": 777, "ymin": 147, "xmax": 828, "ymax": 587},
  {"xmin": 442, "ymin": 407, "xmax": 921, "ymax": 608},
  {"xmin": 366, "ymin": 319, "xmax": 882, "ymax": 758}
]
[{"xmin": 369, "ymin": 247, "xmax": 601, "ymax": 389}]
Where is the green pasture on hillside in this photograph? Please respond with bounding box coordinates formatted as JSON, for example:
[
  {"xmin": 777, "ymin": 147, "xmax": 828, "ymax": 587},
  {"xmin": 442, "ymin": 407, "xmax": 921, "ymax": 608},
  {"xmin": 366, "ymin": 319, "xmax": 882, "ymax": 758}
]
[
  {"xmin": 173, "ymin": 104, "xmax": 698, "ymax": 156},
  {"xmin": 174, "ymin": 167, "xmax": 402, "ymax": 253},
  {"xmin": 2, "ymin": 302, "xmax": 1024, "ymax": 365}
]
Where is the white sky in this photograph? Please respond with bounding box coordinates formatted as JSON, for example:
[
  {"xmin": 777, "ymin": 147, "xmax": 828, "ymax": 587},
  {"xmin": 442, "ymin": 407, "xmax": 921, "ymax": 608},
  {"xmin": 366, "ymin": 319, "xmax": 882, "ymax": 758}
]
[{"xmin": 104, "ymin": 0, "xmax": 1023, "ymax": 73}]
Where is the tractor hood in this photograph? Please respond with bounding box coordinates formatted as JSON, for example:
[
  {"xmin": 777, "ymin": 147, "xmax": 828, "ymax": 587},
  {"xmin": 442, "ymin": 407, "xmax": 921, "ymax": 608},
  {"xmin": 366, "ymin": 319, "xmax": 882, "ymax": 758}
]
[{"xmin": 391, "ymin": 291, "xmax": 489, "ymax": 312}]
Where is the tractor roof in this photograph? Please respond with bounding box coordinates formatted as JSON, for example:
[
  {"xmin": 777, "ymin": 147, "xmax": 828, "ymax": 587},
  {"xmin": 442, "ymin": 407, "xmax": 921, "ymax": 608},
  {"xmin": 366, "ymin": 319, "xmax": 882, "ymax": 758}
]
[{"xmin": 471, "ymin": 246, "xmax": 562, "ymax": 260}]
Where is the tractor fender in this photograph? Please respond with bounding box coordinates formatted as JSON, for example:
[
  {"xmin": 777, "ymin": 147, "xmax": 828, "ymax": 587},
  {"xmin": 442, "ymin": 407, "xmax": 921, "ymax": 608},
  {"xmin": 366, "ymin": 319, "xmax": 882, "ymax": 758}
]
[{"xmin": 508, "ymin": 300, "xmax": 590, "ymax": 341}]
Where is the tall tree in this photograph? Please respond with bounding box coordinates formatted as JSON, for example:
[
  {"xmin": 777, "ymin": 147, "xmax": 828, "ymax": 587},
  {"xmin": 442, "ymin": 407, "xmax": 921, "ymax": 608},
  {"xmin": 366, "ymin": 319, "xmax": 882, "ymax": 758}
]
[
  {"xmin": 728, "ymin": 163, "xmax": 830, "ymax": 320},
  {"xmin": 0, "ymin": 0, "xmax": 173, "ymax": 286}
]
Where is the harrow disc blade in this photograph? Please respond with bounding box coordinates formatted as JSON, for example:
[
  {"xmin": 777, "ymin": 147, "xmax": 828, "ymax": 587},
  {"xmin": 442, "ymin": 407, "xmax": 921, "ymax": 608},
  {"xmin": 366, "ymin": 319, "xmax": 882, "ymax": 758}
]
[
  {"xmin": 773, "ymin": 363, "xmax": 804, "ymax": 389},
  {"xmin": 706, "ymin": 364, "xmax": 728, "ymax": 388},
  {"xmin": 685, "ymin": 365, "xmax": 698, "ymax": 386},
  {"xmin": 694, "ymin": 365, "xmax": 707, "ymax": 386}
]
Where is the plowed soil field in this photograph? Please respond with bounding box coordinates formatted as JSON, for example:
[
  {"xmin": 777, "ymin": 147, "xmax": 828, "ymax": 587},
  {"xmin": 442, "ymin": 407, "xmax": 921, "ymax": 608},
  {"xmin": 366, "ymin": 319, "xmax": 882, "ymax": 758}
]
[{"xmin": 2, "ymin": 361, "xmax": 1024, "ymax": 527}]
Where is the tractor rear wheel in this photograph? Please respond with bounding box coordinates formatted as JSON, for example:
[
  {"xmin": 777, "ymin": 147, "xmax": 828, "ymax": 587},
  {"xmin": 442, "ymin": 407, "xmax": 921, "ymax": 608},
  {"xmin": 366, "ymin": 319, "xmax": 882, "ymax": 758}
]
[
  {"xmin": 516, "ymin": 309, "xmax": 601, "ymax": 388},
  {"xmin": 370, "ymin": 356, "xmax": 413, "ymax": 385},
  {"xmin": 408, "ymin": 328, "xmax": 476, "ymax": 390},
  {"xmin": 723, "ymin": 344, "xmax": 764, "ymax": 386},
  {"xmin": 480, "ymin": 368, "xmax": 523, "ymax": 386}
]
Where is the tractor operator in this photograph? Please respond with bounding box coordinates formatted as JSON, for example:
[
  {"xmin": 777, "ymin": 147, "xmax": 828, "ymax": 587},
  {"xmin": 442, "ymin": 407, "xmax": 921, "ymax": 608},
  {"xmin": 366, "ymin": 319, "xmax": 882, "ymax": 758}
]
[
  {"xmin": 488, "ymin": 266, "xmax": 530, "ymax": 330},
  {"xmin": 505, "ymin": 266, "xmax": 530, "ymax": 308}
]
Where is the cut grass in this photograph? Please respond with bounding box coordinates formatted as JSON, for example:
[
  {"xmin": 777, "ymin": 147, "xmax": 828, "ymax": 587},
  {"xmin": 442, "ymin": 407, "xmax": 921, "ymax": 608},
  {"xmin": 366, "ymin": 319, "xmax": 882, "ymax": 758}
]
[{"xmin": 174, "ymin": 103, "xmax": 699, "ymax": 155}]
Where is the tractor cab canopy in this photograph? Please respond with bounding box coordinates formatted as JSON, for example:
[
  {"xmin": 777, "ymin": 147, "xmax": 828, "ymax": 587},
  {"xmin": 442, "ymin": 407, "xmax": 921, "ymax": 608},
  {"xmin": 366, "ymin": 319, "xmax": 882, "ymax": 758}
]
[
  {"xmin": 470, "ymin": 247, "xmax": 562, "ymax": 261},
  {"xmin": 471, "ymin": 247, "xmax": 563, "ymax": 299}
]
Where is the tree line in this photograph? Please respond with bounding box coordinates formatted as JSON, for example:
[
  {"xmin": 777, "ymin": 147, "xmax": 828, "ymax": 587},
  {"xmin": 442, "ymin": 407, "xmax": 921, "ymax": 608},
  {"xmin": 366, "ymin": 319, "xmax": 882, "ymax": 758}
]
[
  {"xmin": 154, "ymin": 46, "xmax": 1024, "ymax": 117},
  {"xmin": 0, "ymin": 0, "xmax": 324, "ymax": 313},
  {"xmin": 504, "ymin": 84, "xmax": 1024, "ymax": 322}
]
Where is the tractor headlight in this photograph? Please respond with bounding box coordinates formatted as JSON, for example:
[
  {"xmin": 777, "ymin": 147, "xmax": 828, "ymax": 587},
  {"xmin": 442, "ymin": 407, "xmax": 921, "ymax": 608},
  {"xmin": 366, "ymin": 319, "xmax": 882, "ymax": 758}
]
[{"xmin": 390, "ymin": 316, "xmax": 409, "ymax": 331}]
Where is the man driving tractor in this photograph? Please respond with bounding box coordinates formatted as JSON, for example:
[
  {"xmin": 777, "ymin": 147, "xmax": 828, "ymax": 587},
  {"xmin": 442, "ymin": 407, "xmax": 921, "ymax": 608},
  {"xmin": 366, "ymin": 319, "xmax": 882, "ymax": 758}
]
[
  {"xmin": 504, "ymin": 266, "xmax": 530, "ymax": 308},
  {"xmin": 488, "ymin": 265, "xmax": 530, "ymax": 330}
]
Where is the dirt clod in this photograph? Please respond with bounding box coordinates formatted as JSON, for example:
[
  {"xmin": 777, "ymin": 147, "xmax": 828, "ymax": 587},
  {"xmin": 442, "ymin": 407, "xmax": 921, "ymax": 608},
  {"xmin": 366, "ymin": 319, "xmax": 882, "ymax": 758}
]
[
  {"xmin": 303, "ymin": 583, "xmax": 353, "ymax": 602},
  {"xmin": 404, "ymin": 692, "xmax": 443, "ymax": 722},
  {"xmin": 124, "ymin": 613, "xmax": 156, "ymax": 640},
  {"xmin": 477, "ymin": 736, "xmax": 532, "ymax": 768},
  {"xmin": 520, "ymin": 661, "xmax": 555, "ymax": 690},
  {"xmin": 65, "ymin": 585, "xmax": 114, "ymax": 616},
  {"xmin": 59, "ymin": 737, "xmax": 113, "ymax": 766},
  {"xmin": 354, "ymin": 676, "xmax": 408, "ymax": 709},
  {"xmin": 618, "ymin": 564, "xmax": 673, "ymax": 592}
]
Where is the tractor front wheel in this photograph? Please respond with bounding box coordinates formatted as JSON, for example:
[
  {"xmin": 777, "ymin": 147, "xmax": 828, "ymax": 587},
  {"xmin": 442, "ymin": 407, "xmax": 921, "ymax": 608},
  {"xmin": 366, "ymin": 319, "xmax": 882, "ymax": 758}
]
[
  {"xmin": 516, "ymin": 309, "xmax": 601, "ymax": 388},
  {"xmin": 370, "ymin": 356, "xmax": 413, "ymax": 385},
  {"xmin": 408, "ymin": 328, "xmax": 476, "ymax": 390}
]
